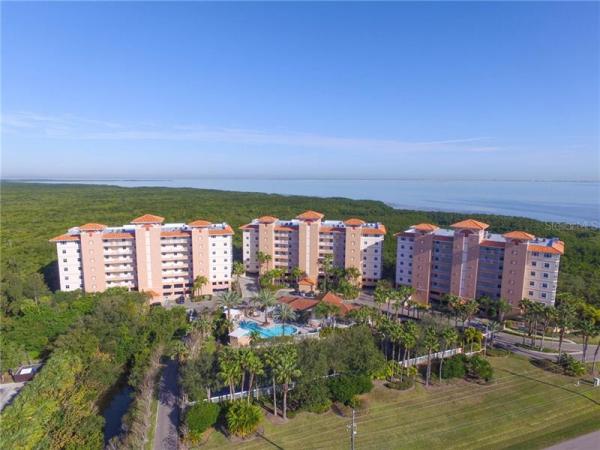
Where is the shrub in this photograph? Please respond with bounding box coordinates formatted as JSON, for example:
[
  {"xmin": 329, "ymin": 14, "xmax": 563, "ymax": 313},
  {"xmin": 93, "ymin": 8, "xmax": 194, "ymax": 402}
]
[
  {"xmin": 328, "ymin": 374, "xmax": 373, "ymax": 405},
  {"xmin": 226, "ymin": 401, "xmax": 262, "ymax": 438},
  {"xmin": 185, "ymin": 402, "xmax": 220, "ymax": 440},
  {"xmin": 306, "ymin": 398, "xmax": 332, "ymax": 414},
  {"xmin": 442, "ymin": 355, "xmax": 467, "ymax": 379},
  {"xmin": 467, "ymin": 355, "xmax": 494, "ymax": 382},
  {"xmin": 385, "ymin": 378, "xmax": 414, "ymax": 390},
  {"xmin": 558, "ymin": 354, "xmax": 586, "ymax": 377}
]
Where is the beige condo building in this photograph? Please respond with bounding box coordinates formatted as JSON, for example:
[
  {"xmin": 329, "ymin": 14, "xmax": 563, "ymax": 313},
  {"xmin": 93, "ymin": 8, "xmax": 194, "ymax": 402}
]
[
  {"xmin": 395, "ymin": 219, "xmax": 564, "ymax": 309},
  {"xmin": 240, "ymin": 210, "xmax": 386, "ymax": 287},
  {"xmin": 50, "ymin": 214, "xmax": 233, "ymax": 301}
]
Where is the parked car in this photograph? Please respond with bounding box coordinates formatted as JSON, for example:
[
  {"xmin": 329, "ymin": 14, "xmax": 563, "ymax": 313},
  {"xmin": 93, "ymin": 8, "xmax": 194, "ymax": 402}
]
[{"xmin": 176, "ymin": 297, "xmax": 185, "ymax": 304}]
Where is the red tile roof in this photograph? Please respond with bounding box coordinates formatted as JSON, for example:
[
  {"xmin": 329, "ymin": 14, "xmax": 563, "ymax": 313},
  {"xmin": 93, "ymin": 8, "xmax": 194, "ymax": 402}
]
[
  {"xmin": 131, "ymin": 214, "xmax": 165, "ymax": 224},
  {"xmin": 49, "ymin": 233, "xmax": 79, "ymax": 242},
  {"xmin": 209, "ymin": 225, "xmax": 234, "ymax": 236},
  {"xmin": 296, "ymin": 210, "xmax": 324, "ymax": 220},
  {"xmin": 412, "ymin": 223, "xmax": 439, "ymax": 232},
  {"xmin": 451, "ymin": 219, "xmax": 490, "ymax": 230},
  {"xmin": 362, "ymin": 224, "xmax": 387, "ymax": 235},
  {"xmin": 275, "ymin": 226, "xmax": 297, "ymax": 232},
  {"xmin": 503, "ymin": 231, "xmax": 535, "ymax": 241},
  {"xmin": 298, "ymin": 277, "xmax": 316, "ymax": 286},
  {"xmin": 258, "ymin": 216, "xmax": 278, "ymax": 224},
  {"xmin": 78, "ymin": 223, "xmax": 107, "ymax": 231},
  {"xmin": 188, "ymin": 219, "xmax": 212, "ymax": 228},
  {"xmin": 320, "ymin": 226, "xmax": 345, "ymax": 233},
  {"xmin": 529, "ymin": 241, "xmax": 565, "ymax": 255},
  {"xmin": 239, "ymin": 223, "xmax": 259, "ymax": 230},
  {"xmin": 344, "ymin": 218, "xmax": 366, "ymax": 226},
  {"xmin": 278, "ymin": 296, "xmax": 319, "ymax": 311}
]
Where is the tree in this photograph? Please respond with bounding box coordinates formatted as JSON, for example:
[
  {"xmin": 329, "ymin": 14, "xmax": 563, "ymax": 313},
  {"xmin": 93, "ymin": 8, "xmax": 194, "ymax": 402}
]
[
  {"xmin": 232, "ymin": 262, "xmax": 245, "ymax": 283},
  {"xmin": 264, "ymin": 346, "xmax": 282, "ymax": 417},
  {"xmin": 538, "ymin": 305, "xmax": 557, "ymax": 350},
  {"xmin": 496, "ymin": 298, "xmax": 512, "ymax": 324},
  {"xmin": 217, "ymin": 291, "xmax": 242, "ymax": 321},
  {"xmin": 374, "ymin": 280, "xmax": 393, "ymax": 317},
  {"xmin": 254, "ymin": 289, "xmax": 277, "ymax": 325},
  {"xmin": 556, "ymin": 300, "xmax": 577, "ymax": 358},
  {"xmin": 192, "ymin": 275, "xmax": 209, "ymax": 299},
  {"xmin": 226, "ymin": 401, "xmax": 262, "ymax": 438},
  {"xmin": 423, "ymin": 327, "xmax": 439, "ymax": 386},
  {"xmin": 464, "ymin": 327, "xmax": 482, "ymax": 353},
  {"xmin": 591, "ymin": 324, "xmax": 600, "ymax": 376},
  {"xmin": 242, "ymin": 350, "xmax": 264, "ymax": 402},
  {"xmin": 344, "ymin": 266, "xmax": 361, "ymax": 287},
  {"xmin": 321, "ymin": 254, "xmax": 334, "ymax": 292},
  {"xmin": 272, "ymin": 345, "xmax": 301, "ymax": 420},
  {"xmin": 219, "ymin": 348, "xmax": 242, "ymax": 400},
  {"xmin": 395, "ymin": 285, "xmax": 414, "ymax": 317},
  {"xmin": 257, "ymin": 251, "xmax": 272, "ymax": 273},
  {"xmin": 439, "ymin": 327, "xmax": 458, "ymax": 380},
  {"xmin": 273, "ymin": 303, "xmax": 297, "ymax": 334},
  {"xmin": 315, "ymin": 301, "xmax": 340, "ymax": 328},
  {"xmin": 578, "ymin": 319, "xmax": 596, "ymax": 362},
  {"xmin": 185, "ymin": 402, "xmax": 220, "ymax": 440},
  {"xmin": 487, "ymin": 321, "xmax": 501, "ymax": 349},
  {"xmin": 291, "ymin": 266, "xmax": 304, "ymax": 287},
  {"xmin": 446, "ymin": 294, "xmax": 462, "ymax": 326},
  {"xmin": 24, "ymin": 273, "xmax": 49, "ymax": 304}
]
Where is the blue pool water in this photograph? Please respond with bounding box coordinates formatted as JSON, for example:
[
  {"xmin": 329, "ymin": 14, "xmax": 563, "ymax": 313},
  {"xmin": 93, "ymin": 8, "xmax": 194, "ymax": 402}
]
[{"xmin": 240, "ymin": 321, "xmax": 298, "ymax": 338}]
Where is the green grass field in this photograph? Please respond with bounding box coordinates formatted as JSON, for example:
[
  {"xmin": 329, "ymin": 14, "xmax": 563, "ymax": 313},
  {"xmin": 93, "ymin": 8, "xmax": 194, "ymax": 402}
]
[{"xmin": 204, "ymin": 355, "xmax": 600, "ymax": 450}]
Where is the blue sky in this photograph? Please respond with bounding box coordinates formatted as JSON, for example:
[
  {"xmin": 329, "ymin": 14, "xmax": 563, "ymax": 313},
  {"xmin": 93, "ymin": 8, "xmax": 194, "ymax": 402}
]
[{"xmin": 1, "ymin": 2, "xmax": 598, "ymax": 180}]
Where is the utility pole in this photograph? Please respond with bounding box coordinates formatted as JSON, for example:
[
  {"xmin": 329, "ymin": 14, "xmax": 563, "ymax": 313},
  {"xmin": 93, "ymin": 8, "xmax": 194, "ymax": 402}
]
[{"xmin": 347, "ymin": 408, "xmax": 356, "ymax": 450}]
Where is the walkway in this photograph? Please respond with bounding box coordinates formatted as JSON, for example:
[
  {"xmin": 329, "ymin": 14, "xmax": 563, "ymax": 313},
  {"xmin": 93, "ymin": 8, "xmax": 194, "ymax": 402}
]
[
  {"xmin": 545, "ymin": 430, "xmax": 600, "ymax": 450},
  {"xmin": 153, "ymin": 358, "xmax": 179, "ymax": 450}
]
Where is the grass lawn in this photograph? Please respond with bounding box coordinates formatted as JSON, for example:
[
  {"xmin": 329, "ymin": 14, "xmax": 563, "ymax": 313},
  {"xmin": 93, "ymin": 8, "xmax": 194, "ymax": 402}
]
[{"xmin": 203, "ymin": 354, "xmax": 600, "ymax": 450}]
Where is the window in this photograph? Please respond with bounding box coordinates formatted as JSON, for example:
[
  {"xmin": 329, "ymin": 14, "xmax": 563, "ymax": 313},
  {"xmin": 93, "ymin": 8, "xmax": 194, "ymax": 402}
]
[
  {"xmin": 66, "ymin": 285, "xmax": 70, "ymax": 289},
  {"xmin": 530, "ymin": 271, "xmax": 536, "ymax": 276},
  {"xmin": 541, "ymin": 293, "xmax": 547, "ymax": 299},
  {"xmin": 542, "ymin": 283, "xmax": 548, "ymax": 288},
  {"xmin": 529, "ymin": 281, "xmax": 535, "ymax": 286},
  {"xmin": 543, "ymin": 273, "xmax": 549, "ymax": 278},
  {"xmin": 531, "ymin": 261, "xmax": 537, "ymax": 267},
  {"xmin": 63, "ymin": 267, "xmax": 68, "ymax": 272},
  {"xmin": 528, "ymin": 291, "xmax": 534, "ymax": 296},
  {"xmin": 533, "ymin": 252, "xmax": 539, "ymax": 257},
  {"xmin": 544, "ymin": 263, "xmax": 550, "ymax": 268},
  {"xmin": 62, "ymin": 250, "xmax": 67, "ymax": 254}
]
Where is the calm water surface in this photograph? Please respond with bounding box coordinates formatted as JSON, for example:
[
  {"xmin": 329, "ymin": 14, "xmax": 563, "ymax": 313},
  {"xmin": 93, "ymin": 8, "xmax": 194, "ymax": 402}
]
[{"xmin": 24, "ymin": 178, "xmax": 600, "ymax": 225}]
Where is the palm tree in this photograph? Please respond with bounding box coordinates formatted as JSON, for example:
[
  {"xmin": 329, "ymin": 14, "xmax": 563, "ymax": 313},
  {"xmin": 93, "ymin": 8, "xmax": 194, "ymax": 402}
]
[
  {"xmin": 344, "ymin": 266, "xmax": 361, "ymax": 287},
  {"xmin": 578, "ymin": 318, "xmax": 596, "ymax": 362},
  {"xmin": 464, "ymin": 327, "xmax": 482, "ymax": 353},
  {"xmin": 315, "ymin": 301, "xmax": 340, "ymax": 328},
  {"xmin": 538, "ymin": 305, "xmax": 557, "ymax": 350},
  {"xmin": 556, "ymin": 300, "xmax": 577, "ymax": 358},
  {"xmin": 218, "ymin": 290, "xmax": 242, "ymax": 321},
  {"xmin": 321, "ymin": 254, "xmax": 334, "ymax": 292},
  {"xmin": 290, "ymin": 266, "xmax": 304, "ymax": 287},
  {"xmin": 233, "ymin": 261, "xmax": 245, "ymax": 283},
  {"xmin": 273, "ymin": 303, "xmax": 297, "ymax": 335},
  {"xmin": 374, "ymin": 280, "xmax": 393, "ymax": 317},
  {"xmin": 423, "ymin": 327, "xmax": 439, "ymax": 386},
  {"xmin": 192, "ymin": 275, "xmax": 208, "ymax": 299},
  {"xmin": 487, "ymin": 320, "xmax": 501, "ymax": 349},
  {"xmin": 444, "ymin": 294, "xmax": 461, "ymax": 326},
  {"xmin": 264, "ymin": 346, "xmax": 281, "ymax": 417},
  {"xmin": 496, "ymin": 297, "xmax": 512, "ymax": 324},
  {"xmin": 395, "ymin": 285, "xmax": 414, "ymax": 317},
  {"xmin": 272, "ymin": 346, "xmax": 301, "ymax": 420},
  {"xmin": 257, "ymin": 251, "xmax": 272, "ymax": 273},
  {"xmin": 219, "ymin": 348, "xmax": 243, "ymax": 400},
  {"xmin": 241, "ymin": 349, "xmax": 264, "ymax": 402},
  {"xmin": 591, "ymin": 324, "xmax": 600, "ymax": 376},
  {"xmin": 402, "ymin": 321, "xmax": 418, "ymax": 368},
  {"xmin": 254, "ymin": 289, "xmax": 277, "ymax": 325},
  {"xmin": 439, "ymin": 327, "xmax": 458, "ymax": 380}
]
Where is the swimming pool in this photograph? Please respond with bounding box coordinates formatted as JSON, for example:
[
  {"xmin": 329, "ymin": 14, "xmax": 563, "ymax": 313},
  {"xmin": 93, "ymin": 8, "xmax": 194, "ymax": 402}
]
[{"xmin": 239, "ymin": 321, "xmax": 298, "ymax": 338}]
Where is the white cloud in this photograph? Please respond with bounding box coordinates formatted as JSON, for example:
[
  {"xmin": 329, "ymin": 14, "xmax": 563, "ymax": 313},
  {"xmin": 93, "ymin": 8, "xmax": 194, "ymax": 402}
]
[{"xmin": 1, "ymin": 111, "xmax": 496, "ymax": 154}]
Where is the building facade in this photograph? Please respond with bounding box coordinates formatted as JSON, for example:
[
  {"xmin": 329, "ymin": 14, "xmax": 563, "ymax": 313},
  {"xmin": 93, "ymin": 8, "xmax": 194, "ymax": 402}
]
[
  {"xmin": 240, "ymin": 211, "xmax": 386, "ymax": 287},
  {"xmin": 50, "ymin": 214, "xmax": 233, "ymax": 300},
  {"xmin": 395, "ymin": 219, "xmax": 564, "ymax": 309}
]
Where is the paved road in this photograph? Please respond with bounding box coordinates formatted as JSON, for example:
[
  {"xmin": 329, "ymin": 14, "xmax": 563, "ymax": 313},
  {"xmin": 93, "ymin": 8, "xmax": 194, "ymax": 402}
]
[
  {"xmin": 153, "ymin": 359, "xmax": 179, "ymax": 450},
  {"xmin": 0, "ymin": 382, "xmax": 24, "ymax": 412},
  {"xmin": 495, "ymin": 331, "xmax": 598, "ymax": 361},
  {"xmin": 545, "ymin": 430, "xmax": 600, "ymax": 450}
]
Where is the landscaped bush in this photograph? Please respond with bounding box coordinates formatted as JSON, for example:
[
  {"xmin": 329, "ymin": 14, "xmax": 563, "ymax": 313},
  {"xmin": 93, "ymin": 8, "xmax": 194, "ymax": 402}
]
[
  {"xmin": 328, "ymin": 374, "xmax": 373, "ymax": 405},
  {"xmin": 558, "ymin": 354, "xmax": 586, "ymax": 377},
  {"xmin": 467, "ymin": 355, "xmax": 494, "ymax": 382},
  {"xmin": 442, "ymin": 355, "xmax": 467, "ymax": 379},
  {"xmin": 185, "ymin": 401, "xmax": 220, "ymax": 440},
  {"xmin": 385, "ymin": 378, "xmax": 414, "ymax": 390},
  {"xmin": 226, "ymin": 401, "xmax": 262, "ymax": 438}
]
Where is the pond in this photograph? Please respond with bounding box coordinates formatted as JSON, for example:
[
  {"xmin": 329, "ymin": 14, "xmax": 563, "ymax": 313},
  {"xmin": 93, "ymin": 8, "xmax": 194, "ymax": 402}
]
[{"xmin": 101, "ymin": 384, "xmax": 134, "ymax": 444}]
